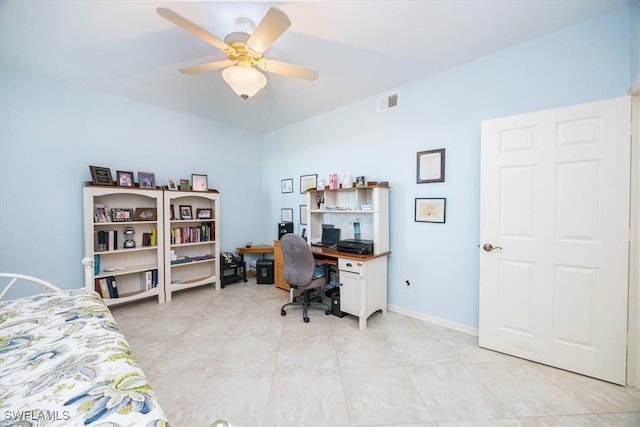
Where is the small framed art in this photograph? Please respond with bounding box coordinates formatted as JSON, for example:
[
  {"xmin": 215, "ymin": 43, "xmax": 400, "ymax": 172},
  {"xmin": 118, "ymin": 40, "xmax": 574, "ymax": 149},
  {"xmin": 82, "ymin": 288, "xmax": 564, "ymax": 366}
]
[
  {"xmin": 281, "ymin": 208, "xmax": 293, "ymax": 222},
  {"xmin": 281, "ymin": 178, "xmax": 293, "ymax": 193},
  {"xmin": 138, "ymin": 172, "xmax": 155, "ymax": 188},
  {"xmin": 111, "ymin": 208, "xmax": 134, "ymax": 222},
  {"xmin": 179, "ymin": 205, "xmax": 193, "ymax": 220},
  {"xmin": 167, "ymin": 178, "xmax": 178, "ymax": 190},
  {"xmin": 300, "ymin": 174, "xmax": 317, "ymax": 193},
  {"xmin": 179, "ymin": 179, "xmax": 190, "ymax": 192},
  {"xmin": 197, "ymin": 208, "xmax": 212, "ymax": 219},
  {"xmin": 417, "ymin": 148, "xmax": 445, "ymax": 183},
  {"xmin": 415, "ymin": 198, "xmax": 446, "ymax": 223},
  {"xmin": 192, "ymin": 174, "xmax": 208, "ymax": 192},
  {"xmin": 89, "ymin": 165, "xmax": 113, "ymax": 186},
  {"xmin": 94, "ymin": 205, "xmax": 109, "ymax": 222},
  {"xmin": 116, "ymin": 171, "xmax": 134, "ymax": 187},
  {"xmin": 135, "ymin": 207, "xmax": 157, "ymax": 221},
  {"xmin": 299, "ymin": 205, "xmax": 307, "ymax": 225}
]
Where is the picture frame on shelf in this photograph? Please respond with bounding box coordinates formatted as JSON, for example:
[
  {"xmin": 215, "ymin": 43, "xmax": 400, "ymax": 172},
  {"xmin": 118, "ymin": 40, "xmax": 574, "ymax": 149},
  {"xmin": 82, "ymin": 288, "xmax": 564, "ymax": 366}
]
[
  {"xmin": 138, "ymin": 172, "xmax": 155, "ymax": 188},
  {"xmin": 191, "ymin": 174, "xmax": 208, "ymax": 192},
  {"xmin": 179, "ymin": 205, "xmax": 193, "ymax": 220},
  {"xmin": 281, "ymin": 208, "xmax": 293, "ymax": 222},
  {"xmin": 341, "ymin": 173, "xmax": 352, "ymax": 189},
  {"xmin": 300, "ymin": 174, "xmax": 317, "ymax": 193},
  {"xmin": 94, "ymin": 205, "xmax": 109, "ymax": 222},
  {"xmin": 179, "ymin": 179, "xmax": 190, "ymax": 192},
  {"xmin": 116, "ymin": 170, "xmax": 135, "ymax": 187},
  {"xmin": 417, "ymin": 148, "xmax": 445, "ymax": 183},
  {"xmin": 329, "ymin": 173, "xmax": 339, "ymax": 190},
  {"xmin": 415, "ymin": 198, "xmax": 446, "ymax": 223},
  {"xmin": 111, "ymin": 208, "xmax": 134, "ymax": 222},
  {"xmin": 89, "ymin": 165, "xmax": 114, "ymax": 186},
  {"xmin": 299, "ymin": 205, "xmax": 307, "ymax": 225},
  {"xmin": 134, "ymin": 207, "xmax": 157, "ymax": 221},
  {"xmin": 167, "ymin": 178, "xmax": 178, "ymax": 190},
  {"xmin": 355, "ymin": 176, "xmax": 366, "ymax": 187},
  {"xmin": 196, "ymin": 208, "xmax": 212, "ymax": 219},
  {"xmin": 281, "ymin": 178, "xmax": 293, "ymax": 193}
]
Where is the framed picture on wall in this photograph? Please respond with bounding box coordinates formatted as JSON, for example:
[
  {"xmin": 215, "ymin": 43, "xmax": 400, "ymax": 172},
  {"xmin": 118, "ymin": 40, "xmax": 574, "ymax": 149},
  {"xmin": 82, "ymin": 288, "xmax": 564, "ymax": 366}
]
[
  {"xmin": 299, "ymin": 205, "xmax": 307, "ymax": 225},
  {"xmin": 281, "ymin": 178, "xmax": 293, "ymax": 193},
  {"xmin": 300, "ymin": 174, "xmax": 317, "ymax": 193},
  {"xmin": 281, "ymin": 208, "xmax": 293, "ymax": 222},
  {"xmin": 415, "ymin": 198, "xmax": 446, "ymax": 223},
  {"xmin": 417, "ymin": 148, "xmax": 445, "ymax": 183}
]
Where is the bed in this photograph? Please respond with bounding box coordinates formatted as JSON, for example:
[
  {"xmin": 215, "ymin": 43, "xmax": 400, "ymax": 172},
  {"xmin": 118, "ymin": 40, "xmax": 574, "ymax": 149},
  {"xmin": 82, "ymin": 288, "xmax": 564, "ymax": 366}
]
[{"xmin": 0, "ymin": 273, "xmax": 170, "ymax": 426}]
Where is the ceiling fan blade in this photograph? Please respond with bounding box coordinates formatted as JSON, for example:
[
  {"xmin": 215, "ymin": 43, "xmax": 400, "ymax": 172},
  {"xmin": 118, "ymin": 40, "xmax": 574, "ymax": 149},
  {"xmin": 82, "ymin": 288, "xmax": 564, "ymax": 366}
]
[
  {"xmin": 258, "ymin": 58, "xmax": 319, "ymax": 81},
  {"xmin": 247, "ymin": 7, "xmax": 291, "ymax": 53},
  {"xmin": 157, "ymin": 8, "xmax": 231, "ymax": 53},
  {"xmin": 179, "ymin": 59, "xmax": 234, "ymax": 75}
]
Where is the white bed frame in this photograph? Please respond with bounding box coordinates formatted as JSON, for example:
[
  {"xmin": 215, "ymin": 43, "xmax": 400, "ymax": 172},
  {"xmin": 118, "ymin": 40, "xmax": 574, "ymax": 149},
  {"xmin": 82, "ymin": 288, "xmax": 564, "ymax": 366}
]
[{"xmin": 0, "ymin": 272, "xmax": 61, "ymax": 301}]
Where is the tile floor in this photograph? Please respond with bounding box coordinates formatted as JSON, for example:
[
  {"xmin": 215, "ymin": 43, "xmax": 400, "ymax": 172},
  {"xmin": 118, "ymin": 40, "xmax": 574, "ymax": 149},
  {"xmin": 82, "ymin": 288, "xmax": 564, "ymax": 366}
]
[{"xmin": 110, "ymin": 278, "xmax": 640, "ymax": 427}]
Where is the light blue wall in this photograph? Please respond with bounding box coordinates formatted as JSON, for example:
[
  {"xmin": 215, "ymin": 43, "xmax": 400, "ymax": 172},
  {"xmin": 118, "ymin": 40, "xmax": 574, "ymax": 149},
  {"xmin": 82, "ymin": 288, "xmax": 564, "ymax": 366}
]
[
  {"xmin": 261, "ymin": 7, "xmax": 632, "ymax": 328},
  {"xmin": 0, "ymin": 7, "xmax": 633, "ymax": 328},
  {"xmin": 0, "ymin": 69, "xmax": 264, "ymax": 288}
]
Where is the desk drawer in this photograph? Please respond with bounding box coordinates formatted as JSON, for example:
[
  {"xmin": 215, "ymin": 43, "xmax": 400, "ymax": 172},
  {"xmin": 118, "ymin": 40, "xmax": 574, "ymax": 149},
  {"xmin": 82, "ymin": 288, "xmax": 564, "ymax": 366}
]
[{"xmin": 338, "ymin": 258, "xmax": 364, "ymax": 274}]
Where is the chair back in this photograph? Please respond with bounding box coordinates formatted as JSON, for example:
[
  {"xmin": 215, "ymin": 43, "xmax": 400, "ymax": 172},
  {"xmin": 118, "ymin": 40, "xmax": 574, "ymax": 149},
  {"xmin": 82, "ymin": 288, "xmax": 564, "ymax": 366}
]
[{"xmin": 280, "ymin": 234, "xmax": 315, "ymax": 288}]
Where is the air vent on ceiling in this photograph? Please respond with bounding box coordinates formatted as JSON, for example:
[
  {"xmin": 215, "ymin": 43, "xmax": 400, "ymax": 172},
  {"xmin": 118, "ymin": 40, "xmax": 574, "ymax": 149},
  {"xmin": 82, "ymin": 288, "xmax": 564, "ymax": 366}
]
[{"xmin": 378, "ymin": 93, "xmax": 399, "ymax": 112}]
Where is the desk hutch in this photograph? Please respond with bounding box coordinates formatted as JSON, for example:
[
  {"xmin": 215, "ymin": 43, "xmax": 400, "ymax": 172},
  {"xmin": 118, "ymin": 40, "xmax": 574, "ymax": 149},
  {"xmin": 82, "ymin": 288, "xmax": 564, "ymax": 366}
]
[{"xmin": 274, "ymin": 183, "xmax": 390, "ymax": 329}]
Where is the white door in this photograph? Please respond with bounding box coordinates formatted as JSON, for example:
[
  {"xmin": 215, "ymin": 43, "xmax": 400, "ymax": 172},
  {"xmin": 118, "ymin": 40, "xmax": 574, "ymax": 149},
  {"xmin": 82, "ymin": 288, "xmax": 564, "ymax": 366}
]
[{"xmin": 479, "ymin": 97, "xmax": 631, "ymax": 385}]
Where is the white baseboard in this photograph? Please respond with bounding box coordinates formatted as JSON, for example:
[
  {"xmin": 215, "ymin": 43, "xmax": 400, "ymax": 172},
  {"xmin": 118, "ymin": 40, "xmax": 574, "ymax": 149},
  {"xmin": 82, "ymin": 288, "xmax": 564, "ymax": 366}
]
[{"xmin": 387, "ymin": 304, "xmax": 479, "ymax": 337}]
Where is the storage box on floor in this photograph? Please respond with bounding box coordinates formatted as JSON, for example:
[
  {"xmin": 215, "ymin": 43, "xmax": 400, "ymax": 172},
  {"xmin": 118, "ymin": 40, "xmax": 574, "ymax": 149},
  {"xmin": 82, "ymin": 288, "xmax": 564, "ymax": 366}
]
[{"xmin": 256, "ymin": 259, "xmax": 274, "ymax": 284}]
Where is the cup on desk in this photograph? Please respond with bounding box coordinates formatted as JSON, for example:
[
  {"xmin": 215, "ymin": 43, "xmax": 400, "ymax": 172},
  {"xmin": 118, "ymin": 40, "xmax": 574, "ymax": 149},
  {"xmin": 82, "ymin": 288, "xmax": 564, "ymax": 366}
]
[{"xmin": 245, "ymin": 241, "xmax": 252, "ymax": 248}]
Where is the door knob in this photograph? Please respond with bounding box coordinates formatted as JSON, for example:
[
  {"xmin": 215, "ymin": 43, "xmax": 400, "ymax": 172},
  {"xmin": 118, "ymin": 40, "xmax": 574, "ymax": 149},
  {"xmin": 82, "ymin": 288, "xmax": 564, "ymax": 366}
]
[{"xmin": 482, "ymin": 243, "xmax": 502, "ymax": 252}]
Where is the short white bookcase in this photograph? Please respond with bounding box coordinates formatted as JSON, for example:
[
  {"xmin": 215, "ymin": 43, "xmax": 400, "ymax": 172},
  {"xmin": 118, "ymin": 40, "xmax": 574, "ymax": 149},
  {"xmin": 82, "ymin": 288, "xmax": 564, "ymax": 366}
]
[{"xmin": 83, "ymin": 184, "xmax": 165, "ymax": 306}]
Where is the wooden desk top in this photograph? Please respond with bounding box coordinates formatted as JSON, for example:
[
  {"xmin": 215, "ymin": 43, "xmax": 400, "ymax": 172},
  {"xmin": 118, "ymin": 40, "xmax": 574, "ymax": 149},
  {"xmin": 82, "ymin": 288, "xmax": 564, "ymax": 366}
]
[
  {"xmin": 311, "ymin": 246, "xmax": 390, "ymax": 262},
  {"xmin": 236, "ymin": 244, "xmax": 274, "ymax": 254}
]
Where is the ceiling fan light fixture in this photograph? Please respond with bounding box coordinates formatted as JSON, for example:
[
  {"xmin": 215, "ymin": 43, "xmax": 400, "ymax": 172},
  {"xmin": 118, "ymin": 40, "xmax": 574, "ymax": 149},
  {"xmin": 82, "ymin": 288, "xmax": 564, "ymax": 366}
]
[{"xmin": 222, "ymin": 65, "xmax": 267, "ymax": 99}]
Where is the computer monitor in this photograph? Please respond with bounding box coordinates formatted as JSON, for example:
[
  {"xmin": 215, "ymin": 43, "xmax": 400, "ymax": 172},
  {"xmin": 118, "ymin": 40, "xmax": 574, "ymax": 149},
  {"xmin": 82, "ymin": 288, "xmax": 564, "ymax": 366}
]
[{"xmin": 321, "ymin": 227, "xmax": 341, "ymax": 247}]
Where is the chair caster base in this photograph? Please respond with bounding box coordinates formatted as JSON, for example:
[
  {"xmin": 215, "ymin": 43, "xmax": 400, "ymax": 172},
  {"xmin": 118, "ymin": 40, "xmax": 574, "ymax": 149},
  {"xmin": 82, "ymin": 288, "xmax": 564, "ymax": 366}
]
[
  {"xmin": 304, "ymin": 317, "xmax": 310, "ymax": 323},
  {"xmin": 281, "ymin": 309, "xmax": 286, "ymax": 316}
]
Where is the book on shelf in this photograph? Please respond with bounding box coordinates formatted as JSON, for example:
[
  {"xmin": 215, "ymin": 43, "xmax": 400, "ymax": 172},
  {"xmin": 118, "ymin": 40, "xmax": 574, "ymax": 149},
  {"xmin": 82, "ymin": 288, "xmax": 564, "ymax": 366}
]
[
  {"xmin": 192, "ymin": 254, "xmax": 214, "ymax": 261},
  {"xmin": 95, "ymin": 230, "xmax": 118, "ymax": 251},
  {"xmin": 150, "ymin": 228, "xmax": 157, "ymax": 246},
  {"xmin": 94, "ymin": 278, "xmax": 102, "ymax": 297},
  {"xmin": 145, "ymin": 270, "xmax": 152, "ymax": 290},
  {"xmin": 106, "ymin": 276, "xmax": 119, "ymax": 298},
  {"xmin": 94, "ymin": 254, "xmax": 100, "ymax": 275},
  {"xmin": 170, "ymin": 256, "xmax": 193, "ymax": 265},
  {"xmin": 97, "ymin": 278, "xmax": 109, "ymax": 298}
]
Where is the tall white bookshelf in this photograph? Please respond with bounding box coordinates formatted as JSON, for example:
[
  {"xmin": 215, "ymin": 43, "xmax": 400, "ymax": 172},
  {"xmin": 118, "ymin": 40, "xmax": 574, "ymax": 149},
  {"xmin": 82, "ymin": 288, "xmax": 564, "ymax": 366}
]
[
  {"xmin": 163, "ymin": 189, "xmax": 220, "ymax": 301},
  {"xmin": 83, "ymin": 184, "xmax": 165, "ymax": 306}
]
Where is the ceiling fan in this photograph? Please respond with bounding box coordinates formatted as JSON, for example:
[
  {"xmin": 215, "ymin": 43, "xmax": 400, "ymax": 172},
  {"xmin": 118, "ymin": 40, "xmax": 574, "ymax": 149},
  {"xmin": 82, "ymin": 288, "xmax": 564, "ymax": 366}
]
[{"xmin": 157, "ymin": 7, "xmax": 319, "ymax": 99}]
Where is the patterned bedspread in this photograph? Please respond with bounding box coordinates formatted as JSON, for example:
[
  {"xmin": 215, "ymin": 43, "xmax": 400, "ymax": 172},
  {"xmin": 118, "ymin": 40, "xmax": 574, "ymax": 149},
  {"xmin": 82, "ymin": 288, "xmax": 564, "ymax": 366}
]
[{"xmin": 0, "ymin": 289, "xmax": 170, "ymax": 426}]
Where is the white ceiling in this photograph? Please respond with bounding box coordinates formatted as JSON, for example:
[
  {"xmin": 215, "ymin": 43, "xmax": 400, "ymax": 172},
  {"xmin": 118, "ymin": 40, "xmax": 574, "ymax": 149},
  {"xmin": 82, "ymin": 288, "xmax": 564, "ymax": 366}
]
[{"xmin": 0, "ymin": 0, "xmax": 627, "ymax": 133}]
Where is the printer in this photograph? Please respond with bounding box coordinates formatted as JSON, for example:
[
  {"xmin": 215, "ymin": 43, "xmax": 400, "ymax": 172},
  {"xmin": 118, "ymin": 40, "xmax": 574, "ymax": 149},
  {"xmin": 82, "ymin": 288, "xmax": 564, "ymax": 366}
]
[{"xmin": 337, "ymin": 239, "xmax": 374, "ymax": 255}]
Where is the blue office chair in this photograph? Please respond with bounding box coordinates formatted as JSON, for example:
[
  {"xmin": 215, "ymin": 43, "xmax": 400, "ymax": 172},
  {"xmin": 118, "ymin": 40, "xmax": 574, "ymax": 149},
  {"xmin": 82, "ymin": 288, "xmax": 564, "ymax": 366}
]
[{"xmin": 279, "ymin": 233, "xmax": 330, "ymax": 323}]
